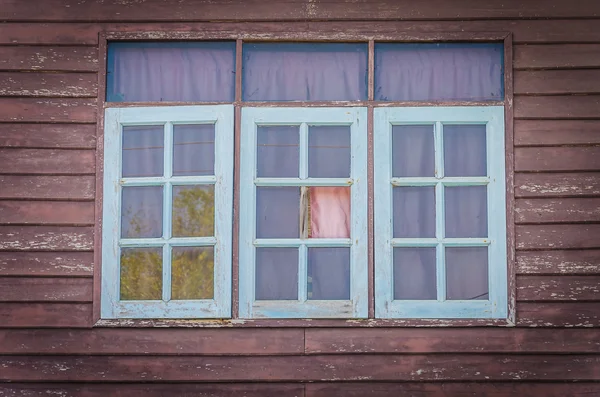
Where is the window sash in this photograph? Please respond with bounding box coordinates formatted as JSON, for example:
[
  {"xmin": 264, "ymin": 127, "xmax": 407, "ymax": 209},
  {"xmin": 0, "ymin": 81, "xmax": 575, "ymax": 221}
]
[
  {"xmin": 373, "ymin": 106, "xmax": 507, "ymax": 319},
  {"xmin": 101, "ymin": 105, "xmax": 234, "ymax": 319}
]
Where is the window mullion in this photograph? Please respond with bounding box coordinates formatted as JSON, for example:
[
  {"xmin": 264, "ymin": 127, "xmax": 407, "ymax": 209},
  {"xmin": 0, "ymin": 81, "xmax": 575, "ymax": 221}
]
[
  {"xmin": 298, "ymin": 244, "xmax": 308, "ymax": 302},
  {"xmin": 435, "ymin": 181, "xmax": 446, "ymax": 302},
  {"xmin": 299, "ymin": 122, "xmax": 308, "ymax": 179},
  {"xmin": 162, "ymin": 122, "xmax": 174, "ymax": 303}
]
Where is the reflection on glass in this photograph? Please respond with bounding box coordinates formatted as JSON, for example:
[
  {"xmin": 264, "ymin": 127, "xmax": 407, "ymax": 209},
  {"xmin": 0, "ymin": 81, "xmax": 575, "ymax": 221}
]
[
  {"xmin": 393, "ymin": 186, "xmax": 435, "ymax": 238},
  {"xmin": 256, "ymin": 187, "xmax": 300, "ymax": 238},
  {"xmin": 308, "ymin": 126, "xmax": 351, "ymax": 178},
  {"xmin": 446, "ymin": 247, "xmax": 489, "ymax": 300},
  {"xmin": 121, "ymin": 186, "xmax": 163, "ymax": 238},
  {"xmin": 172, "ymin": 185, "xmax": 214, "ymax": 237},
  {"xmin": 255, "ymin": 247, "xmax": 298, "ymax": 300},
  {"xmin": 257, "ymin": 126, "xmax": 299, "ymax": 178},
  {"xmin": 307, "ymin": 247, "xmax": 350, "ymax": 300},
  {"xmin": 392, "ymin": 125, "xmax": 435, "ymax": 177},
  {"xmin": 444, "ymin": 124, "xmax": 487, "ymax": 177},
  {"xmin": 173, "ymin": 124, "xmax": 215, "ymax": 176},
  {"xmin": 445, "ymin": 186, "xmax": 488, "ymax": 238},
  {"xmin": 120, "ymin": 247, "xmax": 162, "ymax": 300},
  {"xmin": 308, "ymin": 187, "xmax": 350, "ymax": 238},
  {"xmin": 394, "ymin": 247, "xmax": 437, "ymax": 300},
  {"xmin": 122, "ymin": 125, "xmax": 164, "ymax": 177},
  {"xmin": 171, "ymin": 247, "xmax": 214, "ymax": 300}
]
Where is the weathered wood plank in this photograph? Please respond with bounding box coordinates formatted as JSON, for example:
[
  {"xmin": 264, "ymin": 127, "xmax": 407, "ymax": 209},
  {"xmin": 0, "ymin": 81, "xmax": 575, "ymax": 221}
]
[
  {"xmin": 0, "ymin": 46, "xmax": 98, "ymax": 71},
  {"xmin": 515, "ymin": 120, "xmax": 600, "ymax": 147},
  {"xmin": 0, "ymin": 226, "xmax": 94, "ymax": 251},
  {"xmin": 517, "ymin": 302, "xmax": 600, "ymax": 327},
  {"xmin": 304, "ymin": 328, "xmax": 600, "ymax": 354},
  {"xmin": 0, "ymin": 277, "xmax": 92, "ymax": 302},
  {"xmin": 515, "ymin": 70, "xmax": 600, "ymax": 95},
  {"xmin": 0, "ymin": 72, "xmax": 97, "ymax": 97},
  {"xmin": 517, "ymin": 224, "xmax": 600, "ymax": 250},
  {"xmin": 0, "ymin": 176, "xmax": 95, "ymax": 200},
  {"xmin": 515, "ymin": 173, "xmax": 600, "ymax": 198},
  {"xmin": 517, "ymin": 249, "xmax": 600, "ymax": 275},
  {"xmin": 0, "ymin": 124, "xmax": 96, "ymax": 149},
  {"xmin": 515, "ymin": 198, "xmax": 600, "ymax": 223},
  {"xmin": 515, "ymin": 44, "xmax": 600, "ymax": 70},
  {"xmin": 515, "ymin": 147, "xmax": 600, "ymax": 172},
  {"xmin": 0, "ymin": 98, "xmax": 96, "ymax": 123},
  {"xmin": 0, "ymin": 149, "xmax": 95, "ymax": 175},
  {"xmin": 0, "ymin": 252, "xmax": 93, "ymax": 276},
  {"xmin": 1, "ymin": 354, "xmax": 598, "ymax": 381},
  {"xmin": 514, "ymin": 96, "xmax": 600, "ymax": 119},
  {"xmin": 517, "ymin": 275, "xmax": 600, "ymax": 301},
  {"xmin": 0, "ymin": 201, "xmax": 95, "ymax": 225},
  {"xmin": 0, "ymin": 303, "xmax": 91, "ymax": 328},
  {"xmin": 0, "ymin": 328, "xmax": 304, "ymax": 355}
]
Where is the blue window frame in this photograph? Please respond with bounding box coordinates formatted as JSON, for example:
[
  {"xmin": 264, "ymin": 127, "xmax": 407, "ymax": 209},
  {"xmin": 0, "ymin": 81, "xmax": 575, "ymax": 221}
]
[
  {"xmin": 101, "ymin": 105, "xmax": 234, "ymax": 319},
  {"xmin": 239, "ymin": 107, "xmax": 368, "ymax": 318},
  {"xmin": 374, "ymin": 106, "xmax": 507, "ymax": 319}
]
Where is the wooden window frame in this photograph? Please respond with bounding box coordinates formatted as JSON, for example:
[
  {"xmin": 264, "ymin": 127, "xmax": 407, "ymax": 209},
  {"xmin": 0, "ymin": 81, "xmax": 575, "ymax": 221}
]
[{"xmin": 94, "ymin": 30, "xmax": 515, "ymax": 327}]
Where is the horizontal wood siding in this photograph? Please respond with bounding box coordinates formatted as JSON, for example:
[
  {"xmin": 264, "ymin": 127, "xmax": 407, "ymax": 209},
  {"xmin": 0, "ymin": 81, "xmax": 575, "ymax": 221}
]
[{"xmin": 0, "ymin": 2, "xmax": 598, "ymax": 394}]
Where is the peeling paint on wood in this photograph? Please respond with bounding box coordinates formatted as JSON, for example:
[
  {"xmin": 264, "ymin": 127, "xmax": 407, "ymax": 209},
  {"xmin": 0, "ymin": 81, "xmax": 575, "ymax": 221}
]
[
  {"xmin": 515, "ymin": 198, "xmax": 600, "ymax": 223},
  {"xmin": 0, "ymin": 98, "xmax": 96, "ymax": 123},
  {"xmin": 0, "ymin": 149, "xmax": 95, "ymax": 175},
  {"xmin": 515, "ymin": 173, "xmax": 600, "ymax": 198},
  {"xmin": 0, "ymin": 175, "xmax": 95, "ymax": 200},
  {"xmin": 0, "ymin": 123, "xmax": 96, "ymax": 149},
  {"xmin": 517, "ymin": 276, "xmax": 600, "ymax": 301},
  {"xmin": 0, "ymin": 72, "xmax": 97, "ymax": 97},
  {"xmin": 517, "ymin": 302, "xmax": 600, "ymax": 327},
  {"xmin": 0, "ymin": 226, "xmax": 94, "ymax": 251},
  {"xmin": 0, "ymin": 46, "xmax": 98, "ymax": 72},
  {"xmin": 0, "ymin": 277, "xmax": 92, "ymax": 302},
  {"xmin": 0, "ymin": 252, "xmax": 93, "ymax": 276},
  {"xmin": 516, "ymin": 224, "xmax": 600, "ymax": 250},
  {"xmin": 517, "ymin": 250, "xmax": 600, "ymax": 275}
]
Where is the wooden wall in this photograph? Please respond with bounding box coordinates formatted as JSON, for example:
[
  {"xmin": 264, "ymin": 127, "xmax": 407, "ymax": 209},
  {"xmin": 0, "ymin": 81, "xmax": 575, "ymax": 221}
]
[{"xmin": 1, "ymin": 1, "xmax": 599, "ymax": 395}]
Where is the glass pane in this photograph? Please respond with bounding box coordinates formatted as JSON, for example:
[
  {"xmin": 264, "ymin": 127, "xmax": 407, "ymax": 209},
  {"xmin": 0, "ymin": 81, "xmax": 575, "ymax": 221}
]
[
  {"xmin": 394, "ymin": 247, "xmax": 437, "ymax": 300},
  {"xmin": 120, "ymin": 247, "xmax": 162, "ymax": 300},
  {"xmin": 308, "ymin": 187, "xmax": 351, "ymax": 238},
  {"xmin": 173, "ymin": 124, "xmax": 215, "ymax": 176},
  {"xmin": 171, "ymin": 247, "xmax": 214, "ymax": 300},
  {"xmin": 392, "ymin": 125, "xmax": 435, "ymax": 177},
  {"xmin": 243, "ymin": 43, "xmax": 368, "ymax": 101},
  {"xmin": 444, "ymin": 125, "xmax": 487, "ymax": 177},
  {"xmin": 107, "ymin": 42, "xmax": 236, "ymax": 102},
  {"xmin": 446, "ymin": 247, "xmax": 489, "ymax": 300},
  {"xmin": 256, "ymin": 187, "xmax": 300, "ymax": 238},
  {"xmin": 393, "ymin": 187, "xmax": 435, "ymax": 238},
  {"xmin": 255, "ymin": 247, "xmax": 298, "ymax": 300},
  {"xmin": 308, "ymin": 247, "xmax": 350, "ymax": 300},
  {"xmin": 309, "ymin": 126, "xmax": 351, "ymax": 178},
  {"xmin": 257, "ymin": 126, "xmax": 299, "ymax": 178},
  {"xmin": 375, "ymin": 43, "xmax": 504, "ymax": 101},
  {"xmin": 122, "ymin": 126, "xmax": 164, "ymax": 177},
  {"xmin": 445, "ymin": 186, "xmax": 488, "ymax": 238},
  {"xmin": 172, "ymin": 185, "xmax": 214, "ymax": 237},
  {"xmin": 121, "ymin": 186, "xmax": 163, "ymax": 238}
]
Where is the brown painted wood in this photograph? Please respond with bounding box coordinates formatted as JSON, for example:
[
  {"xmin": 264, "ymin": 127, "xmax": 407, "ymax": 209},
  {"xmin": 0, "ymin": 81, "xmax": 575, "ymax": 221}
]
[
  {"xmin": 0, "ymin": 201, "xmax": 95, "ymax": 225},
  {"xmin": 517, "ymin": 224, "xmax": 600, "ymax": 250},
  {"xmin": 0, "ymin": 175, "xmax": 95, "ymax": 200},
  {"xmin": 515, "ymin": 198, "xmax": 600, "ymax": 224},
  {"xmin": 515, "ymin": 70, "xmax": 600, "ymax": 95},
  {"xmin": 0, "ymin": 123, "xmax": 96, "ymax": 149},
  {"xmin": 0, "ymin": 303, "xmax": 91, "ymax": 328},
  {"xmin": 0, "ymin": 277, "xmax": 92, "ymax": 302},
  {"xmin": 515, "ymin": 147, "xmax": 600, "ymax": 172},
  {"xmin": 0, "ymin": 226, "xmax": 94, "ymax": 251},
  {"xmin": 304, "ymin": 328, "xmax": 600, "ymax": 354},
  {"xmin": 514, "ymin": 95, "xmax": 600, "ymax": 119},
  {"xmin": 515, "ymin": 173, "xmax": 600, "ymax": 198},
  {"xmin": 0, "ymin": 98, "xmax": 96, "ymax": 123},
  {"xmin": 0, "ymin": 72, "xmax": 97, "ymax": 97},
  {"xmin": 514, "ymin": 44, "xmax": 600, "ymax": 70},
  {"xmin": 0, "ymin": 252, "xmax": 93, "ymax": 276},
  {"xmin": 0, "ymin": 149, "xmax": 95, "ymax": 175},
  {"xmin": 517, "ymin": 275, "xmax": 600, "ymax": 301},
  {"xmin": 517, "ymin": 249, "xmax": 600, "ymax": 275},
  {"xmin": 0, "ymin": 328, "xmax": 304, "ymax": 355},
  {"xmin": 517, "ymin": 302, "xmax": 600, "ymax": 326},
  {"xmin": 0, "ymin": 46, "xmax": 98, "ymax": 71},
  {"xmin": 515, "ymin": 120, "xmax": 600, "ymax": 147}
]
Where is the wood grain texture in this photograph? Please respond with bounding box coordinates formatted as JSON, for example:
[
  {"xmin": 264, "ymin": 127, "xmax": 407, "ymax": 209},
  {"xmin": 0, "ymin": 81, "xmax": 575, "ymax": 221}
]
[
  {"xmin": 515, "ymin": 70, "xmax": 600, "ymax": 95},
  {"xmin": 0, "ymin": 303, "xmax": 91, "ymax": 328},
  {"xmin": 517, "ymin": 275, "xmax": 600, "ymax": 301},
  {"xmin": 515, "ymin": 173, "xmax": 600, "ymax": 198},
  {"xmin": 0, "ymin": 98, "xmax": 96, "ymax": 123},
  {"xmin": 515, "ymin": 147, "xmax": 600, "ymax": 172},
  {"xmin": 0, "ymin": 46, "xmax": 98, "ymax": 71},
  {"xmin": 0, "ymin": 72, "xmax": 97, "ymax": 97},
  {"xmin": 517, "ymin": 224, "xmax": 600, "ymax": 250},
  {"xmin": 517, "ymin": 302, "xmax": 600, "ymax": 326},
  {"xmin": 0, "ymin": 124, "xmax": 96, "ymax": 149},
  {"xmin": 0, "ymin": 176, "xmax": 95, "ymax": 200},
  {"xmin": 0, "ymin": 149, "xmax": 95, "ymax": 175},
  {"xmin": 515, "ymin": 120, "xmax": 600, "ymax": 147},
  {"xmin": 514, "ymin": 44, "xmax": 600, "ymax": 70},
  {"xmin": 515, "ymin": 198, "xmax": 600, "ymax": 223},
  {"xmin": 0, "ymin": 201, "xmax": 95, "ymax": 225},
  {"xmin": 0, "ymin": 328, "xmax": 304, "ymax": 355},
  {"xmin": 514, "ymin": 95, "xmax": 600, "ymax": 119},
  {"xmin": 0, "ymin": 226, "xmax": 94, "ymax": 251},
  {"xmin": 0, "ymin": 277, "xmax": 92, "ymax": 302},
  {"xmin": 517, "ymin": 249, "xmax": 600, "ymax": 275},
  {"xmin": 0, "ymin": 252, "xmax": 93, "ymax": 276}
]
